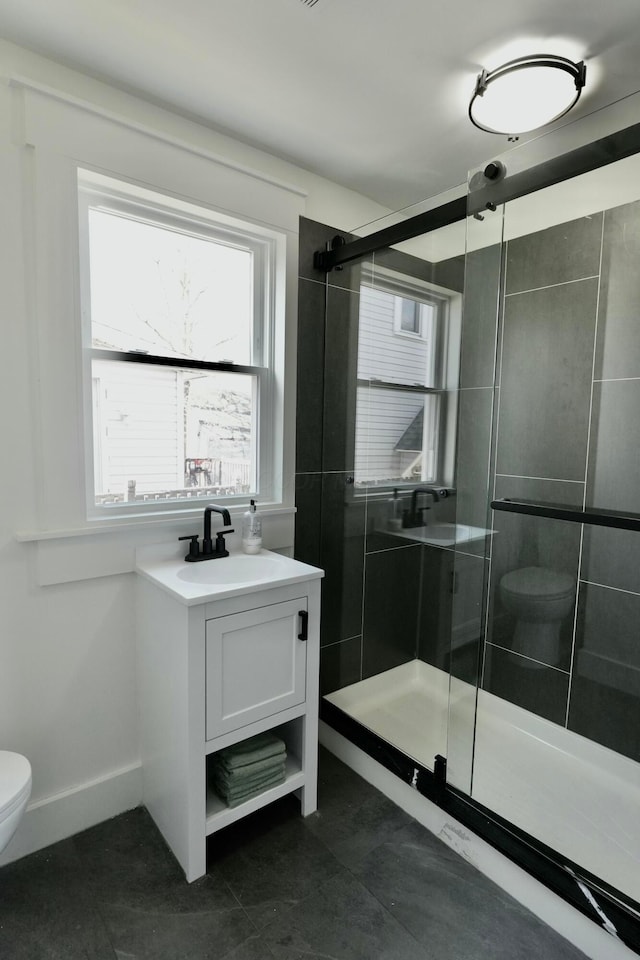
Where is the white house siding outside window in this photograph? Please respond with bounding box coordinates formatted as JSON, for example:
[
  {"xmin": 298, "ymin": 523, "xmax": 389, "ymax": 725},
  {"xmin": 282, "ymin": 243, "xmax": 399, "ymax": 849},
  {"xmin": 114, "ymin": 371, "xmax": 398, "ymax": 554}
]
[
  {"xmin": 355, "ymin": 276, "xmax": 449, "ymax": 488},
  {"xmin": 78, "ymin": 172, "xmax": 281, "ymax": 513}
]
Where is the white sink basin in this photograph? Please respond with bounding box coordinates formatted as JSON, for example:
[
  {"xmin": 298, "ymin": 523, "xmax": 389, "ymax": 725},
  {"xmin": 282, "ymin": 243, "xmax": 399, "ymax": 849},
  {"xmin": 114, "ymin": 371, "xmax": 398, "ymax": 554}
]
[
  {"xmin": 136, "ymin": 546, "xmax": 324, "ymax": 606},
  {"xmin": 176, "ymin": 555, "xmax": 285, "ymax": 585}
]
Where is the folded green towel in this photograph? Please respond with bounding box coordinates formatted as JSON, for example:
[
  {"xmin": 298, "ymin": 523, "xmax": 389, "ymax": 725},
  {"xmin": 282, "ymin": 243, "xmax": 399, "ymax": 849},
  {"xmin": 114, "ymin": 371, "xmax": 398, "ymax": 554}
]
[
  {"xmin": 217, "ymin": 733, "xmax": 285, "ymax": 770},
  {"xmin": 224, "ymin": 771, "xmax": 287, "ymax": 808},
  {"xmin": 214, "ymin": 754, "xmax": 286, "ymax": 783},
  {"xmin": 213, "ymin": 763, "xmax": 286, "ymax": 796},
  {"xmin": 214, "ymin": 764, "xmax": 286, "ymax": 796}
]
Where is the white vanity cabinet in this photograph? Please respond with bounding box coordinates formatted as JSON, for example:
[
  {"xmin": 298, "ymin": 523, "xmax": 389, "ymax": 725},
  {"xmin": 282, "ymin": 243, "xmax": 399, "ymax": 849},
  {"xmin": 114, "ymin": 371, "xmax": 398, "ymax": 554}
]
[{"xmin": 136, "ymin": 551, "xmax": 323, "ymax": 882}]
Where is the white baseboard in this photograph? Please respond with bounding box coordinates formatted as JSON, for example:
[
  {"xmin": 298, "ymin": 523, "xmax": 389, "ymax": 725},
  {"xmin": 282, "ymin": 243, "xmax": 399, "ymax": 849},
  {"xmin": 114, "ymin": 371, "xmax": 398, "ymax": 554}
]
[
  {"xmin": 0, "ymin": 761, "xmax": 142, "ymax": 867},
  {"xmin": 319, "ymin": 721, "xmax": 636, "ymax": 960}
]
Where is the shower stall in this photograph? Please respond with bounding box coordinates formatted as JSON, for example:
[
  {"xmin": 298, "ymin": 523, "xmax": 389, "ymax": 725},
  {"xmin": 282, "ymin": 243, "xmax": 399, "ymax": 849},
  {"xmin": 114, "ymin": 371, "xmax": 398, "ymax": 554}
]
[{"xmin": 294, "ymin": 119, "xmax": 640, "ymax": 953}]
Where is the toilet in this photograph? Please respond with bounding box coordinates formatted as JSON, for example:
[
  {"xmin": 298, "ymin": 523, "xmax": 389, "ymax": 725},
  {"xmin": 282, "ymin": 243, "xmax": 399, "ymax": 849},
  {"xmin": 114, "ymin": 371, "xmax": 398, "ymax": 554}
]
[
  {"xmin": 499, "ymin": 566, "xmax": 575, "ymax": 667},
  {"xmin": 0, "ymin": 752, "xmax": 31, "ymax": 854}
]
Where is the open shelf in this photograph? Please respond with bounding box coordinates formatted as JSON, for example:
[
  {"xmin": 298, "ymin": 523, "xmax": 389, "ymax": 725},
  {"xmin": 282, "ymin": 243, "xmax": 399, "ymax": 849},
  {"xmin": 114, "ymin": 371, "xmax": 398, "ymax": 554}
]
[{"xmin": 205, "ymin": 753, "xmax": 304, "ymax": 833}]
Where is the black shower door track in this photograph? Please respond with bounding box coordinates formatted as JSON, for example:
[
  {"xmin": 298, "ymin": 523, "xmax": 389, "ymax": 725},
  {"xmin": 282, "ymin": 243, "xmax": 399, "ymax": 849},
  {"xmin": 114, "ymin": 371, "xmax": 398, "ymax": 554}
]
[
  {"xmin": 313, "ymin": 118, "xmax": 640, "ymax": 273},
  {"xmin": 321, "ymin": 699, "xmax": 640, "ymax": 955}
]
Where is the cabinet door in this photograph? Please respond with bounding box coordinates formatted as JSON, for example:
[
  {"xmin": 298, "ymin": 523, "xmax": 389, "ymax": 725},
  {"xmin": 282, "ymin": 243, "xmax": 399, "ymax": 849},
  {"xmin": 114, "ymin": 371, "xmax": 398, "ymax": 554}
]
[{"xmin": 205, "ymin": 598, "xmax": 307, "ymax": 740}]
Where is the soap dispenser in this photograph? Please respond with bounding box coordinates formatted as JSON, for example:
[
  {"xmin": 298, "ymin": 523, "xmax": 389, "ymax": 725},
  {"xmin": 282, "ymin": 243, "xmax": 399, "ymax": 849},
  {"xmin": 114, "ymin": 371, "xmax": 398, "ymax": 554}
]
[
  {"xmin": 388, "ymin": 488, "xmax": 402, "ymax": 531},
  {"xmin": 242, "ymin": 499, "xmax": 263, "ymax": 554}
]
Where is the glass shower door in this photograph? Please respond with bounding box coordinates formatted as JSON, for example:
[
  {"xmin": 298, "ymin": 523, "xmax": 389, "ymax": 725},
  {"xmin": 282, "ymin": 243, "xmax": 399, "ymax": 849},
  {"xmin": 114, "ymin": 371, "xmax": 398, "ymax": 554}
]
[
  {"xmin": 460, "ymin": 146, "xmax": 640, "ymax": 904},
  {"xmin": 444, "ymin": 190, "xmax": 505, "ymax": 793}
]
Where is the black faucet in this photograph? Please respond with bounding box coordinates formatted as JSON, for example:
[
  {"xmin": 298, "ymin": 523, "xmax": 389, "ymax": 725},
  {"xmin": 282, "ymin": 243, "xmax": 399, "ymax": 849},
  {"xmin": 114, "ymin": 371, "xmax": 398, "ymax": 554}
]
[
  {"xmin": 179, "ymin": 504, "xmax": 234, "ymax": 562},
  {"xmin": 403, "ymin": 487, "xmax": 447, "ymax": 528}
]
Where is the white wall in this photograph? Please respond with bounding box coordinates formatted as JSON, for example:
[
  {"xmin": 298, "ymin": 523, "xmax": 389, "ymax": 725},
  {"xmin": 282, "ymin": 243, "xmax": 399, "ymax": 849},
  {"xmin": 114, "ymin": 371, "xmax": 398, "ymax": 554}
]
[{"xmin": 0, "ymin": 38, "xmax": 391, "ymax": 864}]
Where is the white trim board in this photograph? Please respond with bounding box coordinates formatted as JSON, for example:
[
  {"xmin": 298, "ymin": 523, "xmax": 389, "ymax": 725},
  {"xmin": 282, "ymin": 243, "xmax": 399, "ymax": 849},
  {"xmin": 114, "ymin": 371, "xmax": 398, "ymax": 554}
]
[
  {"xmin": 0, "ymin": 762, "xmax": 142, "ymax": 867},
  {"xmin": 319, "ymin": 721, "xmax": 637, "ymax": 960}
]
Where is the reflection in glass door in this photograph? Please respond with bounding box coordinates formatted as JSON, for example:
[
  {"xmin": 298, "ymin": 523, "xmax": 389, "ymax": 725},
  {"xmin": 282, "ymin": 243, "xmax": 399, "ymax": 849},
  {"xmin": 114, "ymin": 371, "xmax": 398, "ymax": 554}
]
[{"xmin": 463, "ymin": 151, "xmax": 640, "ymax": 904}]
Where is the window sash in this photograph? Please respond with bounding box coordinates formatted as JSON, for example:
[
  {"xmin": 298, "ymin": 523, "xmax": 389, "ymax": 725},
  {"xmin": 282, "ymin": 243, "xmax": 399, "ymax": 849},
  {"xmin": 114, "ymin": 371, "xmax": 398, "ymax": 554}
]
[
  {"xmin": 77, "ymin": 171, "xmax": 279, "ymax": 516},
  {"xmin": 354, "ymin": 380, "xmax": 447, "ymax": 489}
]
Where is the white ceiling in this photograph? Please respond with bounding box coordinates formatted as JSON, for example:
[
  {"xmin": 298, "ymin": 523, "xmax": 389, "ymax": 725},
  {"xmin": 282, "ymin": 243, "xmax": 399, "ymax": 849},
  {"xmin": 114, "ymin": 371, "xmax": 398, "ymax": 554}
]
[{"xmin": 1, "ymin": 0, "xmax": 640, "ymax": 209}]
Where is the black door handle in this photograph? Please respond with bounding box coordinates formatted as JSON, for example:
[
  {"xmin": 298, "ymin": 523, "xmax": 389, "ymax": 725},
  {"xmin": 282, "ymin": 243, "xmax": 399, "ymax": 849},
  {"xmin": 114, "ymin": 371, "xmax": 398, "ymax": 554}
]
[{"xmin": 298, "ymin": 609, "xmax": 308, "ymax": 642}]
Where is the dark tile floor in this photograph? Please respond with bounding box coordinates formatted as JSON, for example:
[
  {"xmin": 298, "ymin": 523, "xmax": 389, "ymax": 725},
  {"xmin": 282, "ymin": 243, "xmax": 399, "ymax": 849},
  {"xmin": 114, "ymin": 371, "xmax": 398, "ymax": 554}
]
[{"xmin": 0, "ymin": 747, "xmax": 589, "ymax": 960}]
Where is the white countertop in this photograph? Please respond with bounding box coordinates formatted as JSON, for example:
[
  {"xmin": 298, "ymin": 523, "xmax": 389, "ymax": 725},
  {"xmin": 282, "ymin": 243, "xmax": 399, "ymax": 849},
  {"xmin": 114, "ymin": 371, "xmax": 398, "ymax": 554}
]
[{"xmin": 136, "ymin": 544, "xmax": 324, "ymax": 606}]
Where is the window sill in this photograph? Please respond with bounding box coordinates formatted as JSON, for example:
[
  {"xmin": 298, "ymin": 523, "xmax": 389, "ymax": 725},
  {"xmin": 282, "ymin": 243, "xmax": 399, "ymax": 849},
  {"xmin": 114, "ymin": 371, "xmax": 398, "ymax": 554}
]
[
  {"xmin": 16, "ymin": 508, "xmax": 296, "ymax": 587},
  {"xmin": 15, "ymin": 505, "xmax": 296, "ymax": 542}
]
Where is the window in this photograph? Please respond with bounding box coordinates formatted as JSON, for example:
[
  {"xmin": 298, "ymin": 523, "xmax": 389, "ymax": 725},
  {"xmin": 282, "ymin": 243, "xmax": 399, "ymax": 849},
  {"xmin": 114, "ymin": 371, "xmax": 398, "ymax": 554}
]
[
  {"xmin": 355, "ymin": 271, "xmax": 449, "ymax": 488},
  {"xmin": 78, "ymin": 171, "xmax": 282, "ymax": 515},
  {"xmin": 394, "ymin": 296, "xmax": 435, "ymax": 338}
]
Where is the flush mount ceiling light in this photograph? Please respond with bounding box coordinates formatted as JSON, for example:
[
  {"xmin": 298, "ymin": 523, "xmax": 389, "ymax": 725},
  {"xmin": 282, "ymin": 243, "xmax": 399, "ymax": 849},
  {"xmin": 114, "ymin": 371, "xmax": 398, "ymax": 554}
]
[{"xmin": 469, "ymin": 54, "xmax": 586, "ymax": 135}]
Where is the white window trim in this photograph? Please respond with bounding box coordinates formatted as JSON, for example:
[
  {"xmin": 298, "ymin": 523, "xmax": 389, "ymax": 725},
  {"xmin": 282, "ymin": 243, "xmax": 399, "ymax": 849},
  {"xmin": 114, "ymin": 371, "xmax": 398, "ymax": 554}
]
[
  {"xmin": 77, "ymin": 171, "xmax": 284, "ymax": 520},
  {"xmin": 392, "ymin": 296, "xmax": 427, "ymax": 340},
  {"xmin": 17, "ymin": 82, "xmax": 302, "ymax": 535},
  {"xmin": 355, "ymin": 265, "xmax": 460, "ymax": 495}
]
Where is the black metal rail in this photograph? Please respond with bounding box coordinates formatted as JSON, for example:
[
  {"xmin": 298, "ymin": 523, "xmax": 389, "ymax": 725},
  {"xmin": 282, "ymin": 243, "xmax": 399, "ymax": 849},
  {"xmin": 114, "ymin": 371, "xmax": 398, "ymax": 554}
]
[
  {"xmin": 314, "ymin": 118, "xmax": 640, "ymax": 273},
  {"xmin": 491, "ymin": 498, "xmax": 640, "ymax": 532}
]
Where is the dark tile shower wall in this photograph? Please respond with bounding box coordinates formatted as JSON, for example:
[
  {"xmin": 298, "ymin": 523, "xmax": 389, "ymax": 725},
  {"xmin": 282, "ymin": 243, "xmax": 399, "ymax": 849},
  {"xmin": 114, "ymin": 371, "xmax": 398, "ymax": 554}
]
[
  {"xmin": 295, "ymin": 217, "xmax": 367, "ymax": 696},
  {"xmin": 483, "ymin": 207, "xmax": 640, "ymax": 763},
  {"xmin": 295, "ymin": 217, "xmax": 465, "ymax": 696}
]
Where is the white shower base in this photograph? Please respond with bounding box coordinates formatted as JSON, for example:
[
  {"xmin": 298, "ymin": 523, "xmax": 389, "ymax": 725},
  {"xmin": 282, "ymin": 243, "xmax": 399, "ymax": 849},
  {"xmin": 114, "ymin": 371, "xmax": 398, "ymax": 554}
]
[{"xmin": 325, "ymin": 659, "xmax": 640, "ymax": 904}]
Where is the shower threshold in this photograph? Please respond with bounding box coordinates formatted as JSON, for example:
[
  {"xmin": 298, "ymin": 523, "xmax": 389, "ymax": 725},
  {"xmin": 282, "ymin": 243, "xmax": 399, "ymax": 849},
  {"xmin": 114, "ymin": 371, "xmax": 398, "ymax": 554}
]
[
  {"xmin": 325, "ymin": 658, "xmax": 640, "ymax": 907},
  {"xmin": 325, "ymin": 659, "xmax": 448, "ymax": 771}
]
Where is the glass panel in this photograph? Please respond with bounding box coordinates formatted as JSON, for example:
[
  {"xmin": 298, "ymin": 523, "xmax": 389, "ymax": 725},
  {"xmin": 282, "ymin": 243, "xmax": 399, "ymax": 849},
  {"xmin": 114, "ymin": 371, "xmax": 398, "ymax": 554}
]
[
  {"xmin": 466, "ymin": 144, "xmax": 640, "ymax": 903},
  {"xmin": 87, "ymin": 209, "xmax": 254, "ymax": 364},
  {"xmin": 354, "ymin": 387, "xmax": 438, "ymax": 488},
  {"xmin": 92, "ymin": 359, "xmax": 256, "ymax": 504},
  {"xmin": 358, "ymin": 272, "xmax": 442, "ymax": 389},
  {"xmin": 445, "ymin": 198, "xmax": 504, "ymax": 793},
  {"xmin": 320, "ymin": 197, "xmax": 468, "ymax": 777}
]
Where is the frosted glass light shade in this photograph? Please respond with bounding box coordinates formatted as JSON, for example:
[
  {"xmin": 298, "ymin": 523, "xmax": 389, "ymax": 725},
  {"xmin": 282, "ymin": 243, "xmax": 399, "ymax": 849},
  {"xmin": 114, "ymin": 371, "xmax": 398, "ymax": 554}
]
[{"xmin": 469, "ymin": 55, "xmax": 586, "ymax": 135}]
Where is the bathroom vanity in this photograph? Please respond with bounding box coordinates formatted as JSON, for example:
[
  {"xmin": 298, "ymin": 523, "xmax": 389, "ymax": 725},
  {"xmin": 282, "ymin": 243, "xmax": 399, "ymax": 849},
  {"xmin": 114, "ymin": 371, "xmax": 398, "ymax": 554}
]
[{"xmin": 136, "ymin": 546, "xmax": 323, "ymax": 882}]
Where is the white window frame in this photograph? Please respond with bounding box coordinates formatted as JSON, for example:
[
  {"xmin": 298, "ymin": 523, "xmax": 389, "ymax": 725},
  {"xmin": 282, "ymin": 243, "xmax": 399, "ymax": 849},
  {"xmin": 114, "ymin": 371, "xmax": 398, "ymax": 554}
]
[
  {"xmin": 355, "ymin": 267, "xmax": 452, "ymax": 492},
  {"xmin": 77, "ymin": 169, "xmax": 283, "ymax": 519},
  {"xmin": 393, "ymin": 295, "xmax": 429, "ymax": 340}
]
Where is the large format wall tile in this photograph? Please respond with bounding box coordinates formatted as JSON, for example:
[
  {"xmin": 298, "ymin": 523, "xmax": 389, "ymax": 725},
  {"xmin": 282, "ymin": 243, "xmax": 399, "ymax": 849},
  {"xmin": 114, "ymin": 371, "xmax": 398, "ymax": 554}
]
[
  {"xmin": 362, "ymin": 545, "xmax": 421, "ymax": 679},
  {"xmin": 319, "ymin": 472, "xmax": 365, "ymax": 647},
  {"xmin": 320, "ymin": 636, "xmax": 362, "ymax": 695},
  {"xmin": 587, "ymin": 379, "xmax": 640, "ymax": 513},
  {"xmin": 505, "ymin": 213, "xmax": 603, "ymax": 295},
  {"xmin": 568, "ymin": 582, "xmax": 640, "ymax": 762},
  {"xmin": 323, "ymin": 286, "xmax": 360, "ymax": 472},
  {"xmin": 482, "ymin": 643, "xmax": 570, "ymax": 726},
  {"xmin": 581, "ymin": 525, "xmax": 640, "ymax": 596},
  {"xmin": 595, "ymin": 199, "xmax": 640, "ymax": 380},
  {"xmin": 486, "ymin": 477, "xmax": 582, "ymax": 673},
  {"xmin": 294, "ymin": 472, "xmax": 322, "ymax": 567},
  {"xmin": 459, "ymin": 244, "xmax": 503, "ymax": 390},
  {"xmin": 449, "ymin": 552, "xmax": 488, "ymax": 684},
  {"xmin": 496, "ymin": 279, "xmax": 598, "ymax": 481},
  {"xmin": 296, "ymin": 279, "xmax": 326, "ymax": 473},
  {"xmin": 417, "ymin": 544, "xmax": 453, "ymax": 670},
  {"xmin": 455, "ymin": 387, "xmax": 494, "ymax": 537}
]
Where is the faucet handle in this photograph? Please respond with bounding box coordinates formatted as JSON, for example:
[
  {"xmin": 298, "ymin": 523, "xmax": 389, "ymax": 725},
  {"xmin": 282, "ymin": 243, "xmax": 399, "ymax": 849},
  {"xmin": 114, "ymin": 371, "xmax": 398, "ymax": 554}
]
[
  {"xmin": 178, "ymin": 534, "xmax": 200, "ymax": 561},
  {"xmin": 215, "ymin": 530, "xmax": 232, "ymax": 558}
]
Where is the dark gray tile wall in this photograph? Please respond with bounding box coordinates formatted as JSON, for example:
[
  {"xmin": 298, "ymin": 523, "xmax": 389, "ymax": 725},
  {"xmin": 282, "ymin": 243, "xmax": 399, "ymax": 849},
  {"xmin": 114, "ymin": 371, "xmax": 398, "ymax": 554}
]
[
  {"xmin": 482, "ymin": 206, "xmax": 640, "ymax": 763},
  {"xmin": 362, "ymin": 545, "xmax": 421, "ymax": 679},
  {"xmin": 459, "ymin": 243, "xmax": 502, "ymax": 390},
  {"xmin": 504, "ymin": 214, "xmax": 602, "ymax": 294},
  {"xmin": 595, "ymin": 200, "xmax": 640, "ymax": 380},
  {"xmin": 496, "ymin": 279, "xmax": 598, "ymax": 481},
  {"xmin": 296, "ymin": 217, "xmax": 460, "ymax": 697},
  {"xmin": 295, "ymin": 218, "xmax": 366, "ymax": 696},
  {"xmin": 298, "ymin": 204, "xmax": 640, "ymax": 767}
]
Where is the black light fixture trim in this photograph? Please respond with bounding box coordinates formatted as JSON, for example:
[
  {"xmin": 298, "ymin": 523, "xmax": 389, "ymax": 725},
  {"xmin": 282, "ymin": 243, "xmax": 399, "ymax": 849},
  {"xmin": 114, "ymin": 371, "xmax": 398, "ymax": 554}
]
[{"xmin": 469, "ymin": 54, "xmax": 587, "ymax": 135}]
